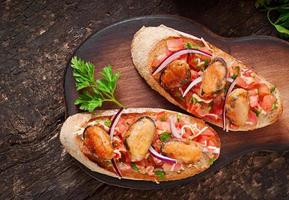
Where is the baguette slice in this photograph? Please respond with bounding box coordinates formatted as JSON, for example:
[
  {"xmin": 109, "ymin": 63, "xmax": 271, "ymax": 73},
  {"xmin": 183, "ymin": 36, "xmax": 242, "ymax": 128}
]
[
  {"xmin": 60, "ymin": 108, "xmax": 220, "ymax": 182},
  {"xmin": 131, "ymin": 25, "xmax": 282, "ymax": 131}
]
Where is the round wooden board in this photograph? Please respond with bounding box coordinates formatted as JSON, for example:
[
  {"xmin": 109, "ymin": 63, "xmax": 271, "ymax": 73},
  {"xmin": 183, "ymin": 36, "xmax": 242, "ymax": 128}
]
[{"xmin": 64, "ymin": 15, "xmax": 289, "ymax": 189}]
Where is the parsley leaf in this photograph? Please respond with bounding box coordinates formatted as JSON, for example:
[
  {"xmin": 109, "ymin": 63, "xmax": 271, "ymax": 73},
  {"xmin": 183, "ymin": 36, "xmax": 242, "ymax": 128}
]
[
  {"xmin": 104, "ymin": 119, "xmax": 111, "ymax": 127},
  {"xmin": 71, "ymin": 56, "xmax": 123, "ymax": 111},
  {"xmin": 255, "ymin": 0, "xmax": 289, "ymax": 39},
  {"xmin": 272, "ymin": 101, "xmax": 278, "ymax": 110},
  {"xmin": 160, "ymin": 132, "xmax": 171, "ymax": 142},
  {"xmin": 131, "ymin": 163, "xmax": 139, "ymax": 172},
  {"xmin": 154, "ymin": 170, "xmax": 165, "ymax": 179},
  {"xmin": 253, "ymin": 109, "xmax": 261, "ymax": 117}
]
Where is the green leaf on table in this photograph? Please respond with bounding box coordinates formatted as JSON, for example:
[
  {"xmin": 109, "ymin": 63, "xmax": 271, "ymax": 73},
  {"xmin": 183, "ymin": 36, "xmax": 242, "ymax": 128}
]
[{"xmin": 74, "ymin": 92, "xmax": 103, "ymax": 112}]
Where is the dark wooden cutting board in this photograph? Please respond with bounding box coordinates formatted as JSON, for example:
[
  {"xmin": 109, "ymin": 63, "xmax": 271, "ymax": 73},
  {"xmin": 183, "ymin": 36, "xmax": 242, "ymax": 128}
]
[{"xmin": 64, "ymin": 15, "xmax": 289, "ymax": 189}]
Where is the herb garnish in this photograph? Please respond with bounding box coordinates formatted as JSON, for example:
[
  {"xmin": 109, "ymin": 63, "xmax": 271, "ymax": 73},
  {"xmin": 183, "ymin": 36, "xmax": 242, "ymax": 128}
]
[
  {"xmin": 71, "ymin": 56, "xmax": 123, "ymax": 112},
  {"xmin": 272, "ymin": 101, "xmax": 278, "ymax": 110},
  {"xmin": 131, "ymin": 163, "xmax": 139, "ymax": 172},
  {"xmin": 255, "ymin": 0, "xmax": 289, "ymax": 39},
  {"xmin": 184, "ymin": 42, "xmax": 200, "ymax": 49},
  {"xmin": 253, "ymin": 109, "xmax": 262, "ymax": 117},
  {"xmin": 160, "ymin": 132, "xmax": 171, "ymax": 142},
  {"xmin": 104, "ymin": 119, "xmax": 112, "ymax": 127},
  {"xmin": 154, "ymin": 170, "xmax": 165, "ymax": 179}
]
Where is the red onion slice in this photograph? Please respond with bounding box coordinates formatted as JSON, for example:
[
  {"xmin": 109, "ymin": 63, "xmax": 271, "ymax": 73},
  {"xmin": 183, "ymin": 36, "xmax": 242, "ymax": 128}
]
[
  {"xmin": 149, "ymin": 146, "xmax": 177, "ymax": 164},
  {"xmin": 182, "ymin": 76, "xmax": 203, "ymax": 97},
  {"xmin": 112, "ymin": 159, "xmax": 122, "ymax": 178},
  {"xmin": 109, "ymin": 108, "xmax": 124, "ymax": 177},
  {"xmin": 222, "ymin": 79, "xmax": 237, "ymax": 131},
  {"xmin": 169, "ymin": 116, "xmax": 182, "ymax": 139},
  {"xmin": 109, "ymin": 108, "xmax": 124, "ymax": 140},
  {"xmin": 152, "ymin": 49, "xmax": 212, "ymax": 75}
]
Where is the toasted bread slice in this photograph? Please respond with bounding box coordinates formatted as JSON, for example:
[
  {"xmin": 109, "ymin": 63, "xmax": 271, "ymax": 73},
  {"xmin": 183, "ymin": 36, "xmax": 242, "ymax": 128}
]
[{"xmin": 131, "ymin": 25, "xmax": 282, "ymax": 131}]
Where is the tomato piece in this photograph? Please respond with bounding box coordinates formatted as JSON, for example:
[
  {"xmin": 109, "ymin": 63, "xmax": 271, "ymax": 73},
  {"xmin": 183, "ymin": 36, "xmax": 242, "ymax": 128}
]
[
  {"xmin": 260, "ymin": 95, "xmax": 276, "ymax": 112},
  {"xmin": 188, "ymin": 54, "xmax": 198, "ymax": 68},
  {"xmin": 249, "ymin": 95, "xmax": 259, "ymax": 108},
  {"xmin": 211, "ymin": 96, "xmax": 224, "ymax": 116},
  {"xmin": 258, "ymin": 84, "xmax": 270, "ymax": 98},
  {"xmin": 190, "ymin": 69, "xmax": 199, "ymax": 79},
  {"xmin": 151, "ymin": 48, "xmax": 172, "ymax": 67},
  {"xmin": 179, "ymin": 54, "xmax": 188, "ymax": 62},
  {"xmin": 201, "ymin": 128, "xmax": 216, "ymax": 137},
  {"xmin": 167, "ymin": 38, "xmax": 184, "ymax": 51},
  {"xmin": 236, "ymin": 76, "xmax": 259, "ymax": 89},
  {"xmin": 248, "ymin": 110, "xmax": 258, "ymax": 125}
]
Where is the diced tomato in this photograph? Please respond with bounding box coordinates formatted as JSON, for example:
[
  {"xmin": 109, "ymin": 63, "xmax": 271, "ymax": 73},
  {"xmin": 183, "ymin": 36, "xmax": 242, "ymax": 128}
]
[
  {"xmin": 155, "ymin": 121, "xmax": 171, "ymax": 132},
  {"xmin": 248, "ymin": 110, "xmax": 258, "ymax": 125},
  {"xmin": 190, "ymin": 70, "xmax": 199, "ymax": 79},
  {"xmin": 179, "ymin": 54, "xmax": 188, "ymax": 62},
  {"xmin": 188, "ymin": 54, "xmax": 198, "ymax": 68},
  {"xmin": 167, "ymin": 38, "xmax": 184, "ymax": 51},
  {"xmin": 249, "ymin": 95, "xmax": 259, "ymax": 108},
  {"xmin": 258, "ymin": 84, "xmax": 270, "ymax": 98},
  {"xmin": 236, "ymin": 76, "xmax": 259, "ymax": 89},
  {"xmin": 260, "ymin": 95, "xmax": 276, "ymax": 112},
  {"xmin": 162, "ymin": 163, "xmax": 182, "ymax": 172},
  {"xmin": 248, "ymin": 89, "xmax": 258, "ymax": 96},
  {"xmin": 211, "ymin": 96, "xmax": 224, "ymax": 116},
  {"xmin": 201, "ymin": 128, "xmax": 215, "ymax": 137},
  {"xmin": 151, "ymin": 48, "xmax": 171, "ymax": 67}
]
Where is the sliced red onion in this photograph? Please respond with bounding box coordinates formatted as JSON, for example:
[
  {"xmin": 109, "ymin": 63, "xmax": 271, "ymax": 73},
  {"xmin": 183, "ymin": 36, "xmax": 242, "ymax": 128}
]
[
  {"xmin": 152, "ymin": 49, "xmax": 212, "ymax": 75},
  {"xmin": 109, "ymin": 108, "xmax": 124, "ymax": 140},
  {"xmin": 222, "ymin": 79, "xmax": 237, "ymax": 131},
  {"xmin": 169, "ymin": 116, "xmax": 182, "ymax": 139},
  {"xmin": 149, "ymin": 146, "xmax": 177, "ymax": 164},
  {"xmin": 202, "ymin": 146, "xmax": 220, "ymax": 154},
  {"xmin": 112, "ymin": 159, "xmax": 122, "ymax": 178},
  {"xmin": 226, "ymin": 77, "xmax": 234, "ymax": 83},
  {"xmin": 182, "ymin": 76, "xmax": 203, "ymax": 97},
  {"xmin": 109, "ymin": 108, "xmax": 124, "ymax": 177}
]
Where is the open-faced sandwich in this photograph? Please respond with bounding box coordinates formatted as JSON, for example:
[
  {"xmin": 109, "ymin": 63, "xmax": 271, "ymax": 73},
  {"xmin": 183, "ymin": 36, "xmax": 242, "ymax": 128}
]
[
  {"xmin": 60, "ymin": 108, "xmax": 220, "ymax": 182},
  {"xmin": 131, "ymin": 25, "xmax": 282, "ymax": 131}
]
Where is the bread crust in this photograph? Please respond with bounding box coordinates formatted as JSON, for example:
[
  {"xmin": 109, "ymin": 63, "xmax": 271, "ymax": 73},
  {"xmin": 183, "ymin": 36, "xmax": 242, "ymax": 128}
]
[
  {"xmin": 131, "ymin": 25, "xmax": 283, "ymax": 131},
  {"xmin": 60, "ymin": 108, "xmax": 219, "ymax": 182}
]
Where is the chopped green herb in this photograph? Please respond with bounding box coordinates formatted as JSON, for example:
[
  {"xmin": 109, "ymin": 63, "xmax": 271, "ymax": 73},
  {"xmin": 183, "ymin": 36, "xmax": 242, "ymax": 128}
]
[
  {"xmin": 131, "ymin": 163, "xmax": 139, "ymax": 172},
  {"xmin": 184, "ymin": 42, "xmax": 200, "ymax": 49},
  {"xmin": 203, "ymin": 59, "xmax": 209, "ymax": 66},
  {"xmin": 104, "ymin": 119, "xmax": 111, "ymax": 127},
  {"xmin": 271, "ymin": 86, "xmax": 276, "ymax": 93},
  {"xmin": 231, "ymin": 74, "xmax": 238, "ymax": 80},
  {"xmin": 191, "ymin": 96, "xmax": 200, "ymax": 104},
  {"xmin": 160, "ymin": 132, "xmax": 171, "ymax": 142},
  {"xmin": 208, "ymin": 157, "xmax": 216, "ymax": 165},
  {"xmin": 160, "ymin": 114, "xmax": 167, "ymax": 122},
  {"xmin": 154, "ymin": 170, "xmax": 165, "ymax": 179},
  {"xmin": 272, "ymin": 101, "xmax": 278, "ymax": 110},
  {"xmin": 177, "ymin": 113, "xmax": 182, "ymax": 122},
  {"xmin": 253, "ymin": 109, "xmax": 261, "ymax": 117}
]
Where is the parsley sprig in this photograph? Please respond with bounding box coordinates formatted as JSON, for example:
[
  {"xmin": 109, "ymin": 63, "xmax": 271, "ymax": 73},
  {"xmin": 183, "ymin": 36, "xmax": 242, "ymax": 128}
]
[
  {"xmin": 71, "ymin": 56, "xmax": 124, "ymax": 112},
  {"xmin": 256, "ymin": 0, "xmax": 289, "ymax": 39}
]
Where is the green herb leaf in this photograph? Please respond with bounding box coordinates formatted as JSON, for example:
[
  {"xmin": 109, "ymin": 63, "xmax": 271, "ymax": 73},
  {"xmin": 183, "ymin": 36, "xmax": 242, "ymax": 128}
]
[
  {"xmin": 71, "ymin": 56, "xmax": 96, "ymax": 91},
  {"xmin": 160, "ymin": 132, "xmax": 171, "ymax": 142},
  {"xmin": 253, "ymin": 109, "xmax": 261, "ymax": 117},
  {"xmin": 131, "ymin": 163, "xmax": 139, "ymax": 172},
  {"xmin": 272, "ymin": 101, "xmax": 278, "ymax": 110},
  {"xmin": 71, "ymin": 56, "xmax": 123, "ymax": 111},
  {"xmin": 184, "ymin": 42, "xmax": 200, "ymax": 49},
  {"xmin": 191, "ymin": 96, "xmax": 200, "ymax": 104},
  {"xmin": 104, "ymin": 119, "xmax": 111, "ymax": 127},
  {"xmin": 231, "ymin": 74, "xmax": 238, "ymax": 80},
  {"xmin": 208, "ymin": 157, "xmax": 217, "ymax": 165},
  {"xmin": 271, "ymin": 85, "xmax": 276, "ymax": 93},
  {"xmin": 154, "ymin": 170, "xmax": 165, "ymax": 179},
  {"xmin": 256, "ymin": 0, "xmax": 289, "ymax": 38},
  {"xmin": 74, "ymin": 92, "xmax": 103, "ymax": 112}
]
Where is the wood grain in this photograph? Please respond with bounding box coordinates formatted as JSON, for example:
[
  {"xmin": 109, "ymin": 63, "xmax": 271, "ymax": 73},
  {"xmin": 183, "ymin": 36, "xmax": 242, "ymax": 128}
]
[{"xmin": 64, "ymin": 15, "xmax": 289, "ymax": 189}]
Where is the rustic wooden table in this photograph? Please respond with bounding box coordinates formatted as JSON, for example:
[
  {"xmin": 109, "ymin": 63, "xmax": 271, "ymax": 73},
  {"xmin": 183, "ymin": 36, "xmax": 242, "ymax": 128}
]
[{"xmin": 1, "ymin": 0, "xmax": 288, "ymax": 199}]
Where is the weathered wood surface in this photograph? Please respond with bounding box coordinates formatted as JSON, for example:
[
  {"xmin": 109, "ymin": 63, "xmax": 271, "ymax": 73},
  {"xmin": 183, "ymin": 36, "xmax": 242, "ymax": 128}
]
[{"xmin": 1, "ymin": 0, "xmax": 288, "ymax": 199}]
